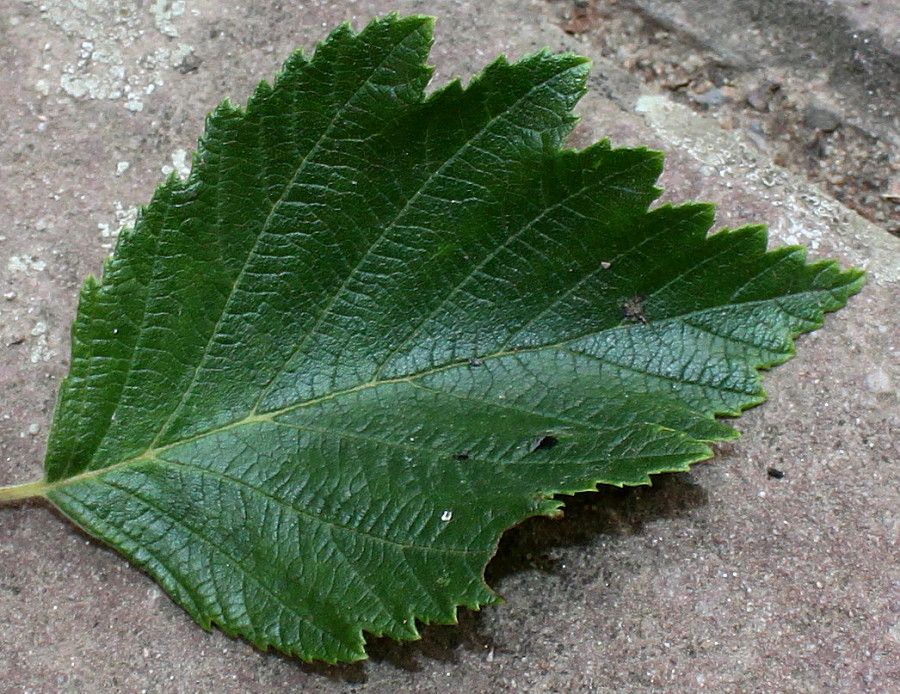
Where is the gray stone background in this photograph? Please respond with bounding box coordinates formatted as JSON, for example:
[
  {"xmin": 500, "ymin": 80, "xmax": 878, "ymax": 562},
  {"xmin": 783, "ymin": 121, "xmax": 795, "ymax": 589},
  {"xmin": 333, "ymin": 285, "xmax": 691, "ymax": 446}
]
[{"xmin": 0, "ymin": 1, "xmax": 897, "ymax": 692}]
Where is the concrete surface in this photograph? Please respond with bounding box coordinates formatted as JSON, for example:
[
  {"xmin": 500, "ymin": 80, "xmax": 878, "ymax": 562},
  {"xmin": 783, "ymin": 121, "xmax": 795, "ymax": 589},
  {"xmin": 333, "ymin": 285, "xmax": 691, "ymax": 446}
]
[{"xmin": 0, "ymin": 1, "xmax": 897, "ymax": 692}]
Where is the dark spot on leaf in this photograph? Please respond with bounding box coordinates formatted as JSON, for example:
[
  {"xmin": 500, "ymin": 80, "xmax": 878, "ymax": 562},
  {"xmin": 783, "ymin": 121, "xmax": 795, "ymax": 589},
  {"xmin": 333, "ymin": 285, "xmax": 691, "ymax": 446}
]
[
  {"xmin": 767, "ymin": 467, "xmax": 785, "ymax": 479},
  {"xmin": 452, "ymin": 452, "xmax": 470, "ymax": 461},
  {"xmin": 532, "ymin": 435, "xmax": 558, "ymax": 451},
  {"xmin": 467, "ymin": 357, "xmax": 483, "ymax": 367},
  {"xmin": 621, "ymin": 293, "xmax": 649, "ymax": 324}
]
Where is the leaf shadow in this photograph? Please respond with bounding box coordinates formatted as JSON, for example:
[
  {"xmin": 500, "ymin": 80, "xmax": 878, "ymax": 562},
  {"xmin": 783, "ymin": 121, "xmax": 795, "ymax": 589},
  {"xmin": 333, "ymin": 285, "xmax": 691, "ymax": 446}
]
[
  {"xmin": 298, "ymin": 609, "xmax": 491, "ymax": 683},
  {"xmin": 38, "ymin": 468, "xmax": 710, "ymax": 683},
  {"xmin": 298, "ymin": 471, "xmax": 709, "ymax": 682},
  {"xmin": 486, "ymin": 472, "xmax": 709, "ymax": 583}
]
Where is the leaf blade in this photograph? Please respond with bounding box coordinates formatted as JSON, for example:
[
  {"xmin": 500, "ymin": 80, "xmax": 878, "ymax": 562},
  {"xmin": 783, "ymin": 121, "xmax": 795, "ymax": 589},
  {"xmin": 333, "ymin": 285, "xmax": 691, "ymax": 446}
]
[{"xmin": 39, "ymin": 14, "xmax": 864, "ymax": 662}]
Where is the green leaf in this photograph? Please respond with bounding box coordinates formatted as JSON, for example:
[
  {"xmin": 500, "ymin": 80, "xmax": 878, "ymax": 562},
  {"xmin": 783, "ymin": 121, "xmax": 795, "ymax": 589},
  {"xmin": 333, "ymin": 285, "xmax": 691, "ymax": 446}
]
[{"xmin": 0, "ymin": 15, "xmax": 863, "ymax": 663}]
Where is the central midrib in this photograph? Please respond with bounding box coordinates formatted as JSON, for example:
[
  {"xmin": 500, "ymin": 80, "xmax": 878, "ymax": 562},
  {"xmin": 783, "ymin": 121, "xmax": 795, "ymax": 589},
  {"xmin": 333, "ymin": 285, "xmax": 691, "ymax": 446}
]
[
  {"xmin": 47, "ymin": 341, "xmax": 553, "ymax": 492},
  {"xmin": 42, "ymin": 286, "xmax": 822, "ymax": 494}
]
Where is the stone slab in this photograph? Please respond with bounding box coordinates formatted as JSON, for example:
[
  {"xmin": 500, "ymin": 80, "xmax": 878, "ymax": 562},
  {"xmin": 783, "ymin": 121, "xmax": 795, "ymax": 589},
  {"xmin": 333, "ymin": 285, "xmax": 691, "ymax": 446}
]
[{"xmin": 0, "ymin": 1, "xmax": 896, "ymax": 692}]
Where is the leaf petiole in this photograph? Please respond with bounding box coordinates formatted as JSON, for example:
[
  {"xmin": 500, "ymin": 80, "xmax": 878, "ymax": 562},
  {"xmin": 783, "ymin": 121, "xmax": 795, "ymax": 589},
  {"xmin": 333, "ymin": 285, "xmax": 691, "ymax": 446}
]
[{"xmin": 0, "ymin": 479, "xmax": 48, "ymax": 503}]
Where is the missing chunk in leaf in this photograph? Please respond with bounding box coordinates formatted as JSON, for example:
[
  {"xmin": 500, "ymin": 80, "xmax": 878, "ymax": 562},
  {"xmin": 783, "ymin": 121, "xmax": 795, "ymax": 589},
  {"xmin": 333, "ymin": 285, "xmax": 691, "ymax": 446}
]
[{"xmin": 533, "ymin": 435, "xmax": 560, "ymax": 451}]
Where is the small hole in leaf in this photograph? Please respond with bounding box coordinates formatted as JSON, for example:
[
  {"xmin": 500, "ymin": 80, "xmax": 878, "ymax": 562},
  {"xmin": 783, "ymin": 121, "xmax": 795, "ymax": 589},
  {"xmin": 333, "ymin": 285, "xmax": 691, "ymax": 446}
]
[{"xmin": 533, "ymin": 435, "xmax": 558, "ymax": 451}]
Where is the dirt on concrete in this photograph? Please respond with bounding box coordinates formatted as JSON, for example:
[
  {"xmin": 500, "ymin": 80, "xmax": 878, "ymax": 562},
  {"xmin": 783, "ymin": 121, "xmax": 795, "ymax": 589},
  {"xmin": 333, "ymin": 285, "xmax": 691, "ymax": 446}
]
[
  {"xmin": 0, "ymin": 1, "xmax": 897, "ymax": 693},
  {"xmin": 552, "ymin": 0, "xmax": 900, "ymax": 234}
]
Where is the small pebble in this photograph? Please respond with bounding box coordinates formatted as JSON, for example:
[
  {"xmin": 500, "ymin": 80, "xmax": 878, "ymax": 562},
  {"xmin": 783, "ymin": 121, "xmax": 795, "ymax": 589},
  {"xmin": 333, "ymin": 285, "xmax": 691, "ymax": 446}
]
[
  {"xmin": 28, "ymin": 423, "xmax": 40, "ymax": 436},
  {"xmin": 693, "ymin": 87, "xmax": 727, "ymax": 106},
  {"xmin": 746, "ymin": 82, "xmax": 779, "ymax": 111},
  {"xmin": 865, "ymin": 368, "xmax": 893, "ymax": 394},
  {"xmin": 882, "ymin": 178, "xmax": 900, "ymax": 200},
  {"xmin": 804, "ymin": 104, "xmax": 841, "ymax": 132},
  {"xmin": 748, "ymin": 119, "xmax": 767, "ymax": 135}
]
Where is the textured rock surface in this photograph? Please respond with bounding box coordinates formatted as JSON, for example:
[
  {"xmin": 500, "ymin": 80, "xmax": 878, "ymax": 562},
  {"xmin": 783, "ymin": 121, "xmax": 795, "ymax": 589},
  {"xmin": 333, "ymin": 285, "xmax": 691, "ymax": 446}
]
[{"xmin": 1, "ymin": 1, "xmax": 897, "ymax": 692}]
